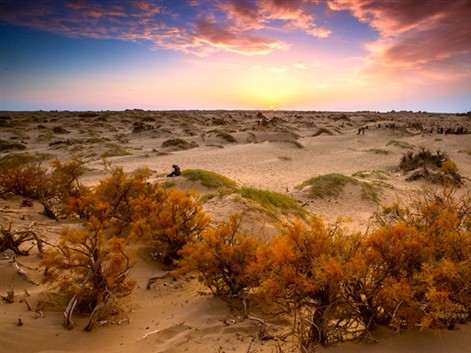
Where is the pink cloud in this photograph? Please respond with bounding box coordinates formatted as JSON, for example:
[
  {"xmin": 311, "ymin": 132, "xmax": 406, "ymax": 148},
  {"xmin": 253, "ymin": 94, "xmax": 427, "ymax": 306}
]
[
  {"xmin": 328, "ymin": 0, "xmax": 471, "ymax": 81},
  {"xmin": 257, "ymin": 0, "xmax": 331, "ymax": 37},
  {"xmin": 193, "ymin": 18, "xmax": 287, "ymax": 55}
]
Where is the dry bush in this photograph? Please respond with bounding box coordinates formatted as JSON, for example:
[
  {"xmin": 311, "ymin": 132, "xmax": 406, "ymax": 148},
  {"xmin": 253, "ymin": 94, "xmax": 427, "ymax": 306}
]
[
  {"xmin": 400, "ymin": 148, "xmax": 462, "ymax": 185},
  {"xmin": 42, "ymin": 216, "xmax": 135, "ymax": 331},
  {"xmin": 0, "ymin": 161, "xmax": 57, "ymax": 218},
  {"xmin": 368, "ymin": 189, "xmax": 471, "ymax": 330},
  {"xmin": 176, "ymin": 214, "xmax": 259, "ymax": 298},
  {"xmin": 1, "ymin": 222, "xmax": 43, "ymax": 255},
  {"xmin": 131, "ymin": 187, "xmax": 210, "ymax": 265},
  {"xmin": 253, "ymin": 218, "xmax": 365, "ymax": 346},
  {"xmin": 0, "ymin": 157, "xmax": 89, "ymax": 219},
  {"xmin": 400, "ymin": 148, "xmax": 447, "ymax": 172},
  {"xmin": 70, "ymin": 164, "xmax": 151, "ymax": 234}
]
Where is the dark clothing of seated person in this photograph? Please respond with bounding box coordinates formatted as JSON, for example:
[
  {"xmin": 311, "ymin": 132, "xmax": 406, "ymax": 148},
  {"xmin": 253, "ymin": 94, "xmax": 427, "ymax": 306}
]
[{"xmin": 167, "ymin": 164, "xmax": 181, "ymax": 177}]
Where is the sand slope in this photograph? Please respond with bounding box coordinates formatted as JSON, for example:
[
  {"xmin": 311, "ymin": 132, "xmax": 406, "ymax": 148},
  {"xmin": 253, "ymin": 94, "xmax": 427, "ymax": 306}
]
[{"xmin": 1, "ymin": 110, "xmax": 470, "ymax": 353}]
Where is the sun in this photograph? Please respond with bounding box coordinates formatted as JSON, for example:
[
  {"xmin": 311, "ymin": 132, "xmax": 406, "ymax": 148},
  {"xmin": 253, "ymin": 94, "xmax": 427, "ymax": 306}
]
[{"xmin": 269, "ymin": 105, "xmax": 274, "ymax": 110}]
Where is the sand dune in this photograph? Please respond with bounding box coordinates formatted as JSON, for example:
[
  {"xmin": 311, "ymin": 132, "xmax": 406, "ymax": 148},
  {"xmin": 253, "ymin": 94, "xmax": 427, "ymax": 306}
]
[{"xmin": 1, "ymin": 110, "xmax": 470, "ymax": 353}]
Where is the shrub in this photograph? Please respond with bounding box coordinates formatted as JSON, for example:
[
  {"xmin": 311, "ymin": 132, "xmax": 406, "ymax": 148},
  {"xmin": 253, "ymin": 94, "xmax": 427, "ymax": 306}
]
[
  {"xmin": 367, "ymin": 190, "xmax": 471, "ymax": 330},
  {"xmin": 254, "ymin": 218, "xmax": 364, "ymax": 346},
  {"xmin": 0, "ymin": 161, "xmax": 57, "ymax": 218},
  {"xmin": 400, "ymin": 148, "xmax": 462, "ymax": 185},
  {"xmin": 399, "ymin": 148, "xmax": 447, "ymax": 172},
  {"xmin": 42, "ymin": 216, "xmax": 136, "ymax": 331},
  {"xmin": 176, "ymin": 214, "xmax": 259, "ymax": 297},
  {"xmin": 131, "ymin": 187, "xmax": 210, "ymax": 265}
]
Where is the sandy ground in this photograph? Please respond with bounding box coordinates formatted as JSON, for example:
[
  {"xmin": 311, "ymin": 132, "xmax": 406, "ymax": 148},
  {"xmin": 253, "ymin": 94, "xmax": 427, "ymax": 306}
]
[{"xmin": 1, "ymin": 110, "xmax": 470, "ymax": 353}]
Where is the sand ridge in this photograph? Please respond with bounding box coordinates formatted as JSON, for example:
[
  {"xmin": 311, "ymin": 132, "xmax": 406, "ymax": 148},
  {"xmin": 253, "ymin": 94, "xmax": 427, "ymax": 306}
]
[{"xmin": 1, "ymin": 110, "xmax": 470, "ymax": 352}]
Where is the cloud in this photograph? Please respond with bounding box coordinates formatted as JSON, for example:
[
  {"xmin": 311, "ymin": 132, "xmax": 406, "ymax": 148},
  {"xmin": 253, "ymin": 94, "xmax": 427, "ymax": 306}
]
[
  {"xmin": 328, "ymin": 0, "xmax": 471, "ymax": 82},
  {"xmin": 257, "ymin": 0, "xmax": 331, "ymax": 38},
  {"xmin": 0, "ymin": 0, "xmax": 330, "ymax": 56},
  {"xmin": 193, "ymin": 18, "xmax": 287, "ymax": 55}
]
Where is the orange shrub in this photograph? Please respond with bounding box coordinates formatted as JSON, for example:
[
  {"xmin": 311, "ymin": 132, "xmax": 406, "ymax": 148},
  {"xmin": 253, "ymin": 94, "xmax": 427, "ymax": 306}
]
[{"xmin": 176, "ymin": 214, "xmax": 259, "ymax": 297}]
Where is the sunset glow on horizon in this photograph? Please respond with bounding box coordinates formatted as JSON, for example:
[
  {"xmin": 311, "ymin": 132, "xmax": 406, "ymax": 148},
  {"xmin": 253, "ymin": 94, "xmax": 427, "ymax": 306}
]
[{"xmin": 1, "ymin": 0, "xmax": 470, "ymax": 113}]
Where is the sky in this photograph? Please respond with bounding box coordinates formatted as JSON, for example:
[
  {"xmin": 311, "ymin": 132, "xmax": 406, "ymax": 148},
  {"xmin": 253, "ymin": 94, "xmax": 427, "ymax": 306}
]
[{"xmin": 0, "ymin": 0, "xmax": 470, "ymax": 112}]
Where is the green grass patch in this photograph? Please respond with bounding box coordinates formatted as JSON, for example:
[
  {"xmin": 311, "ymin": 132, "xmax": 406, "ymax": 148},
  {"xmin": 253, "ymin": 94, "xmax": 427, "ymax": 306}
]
[
  {"xmin": 240, "ymin": 187, "xmax": 305, "ymax": 217},
  {"xmin": 181, "ymin": 169, "xmax": 238, "ymax": 194},
  {"xmin": 296, "ymin": 173, "xmax": 357, "ymax": 199}
]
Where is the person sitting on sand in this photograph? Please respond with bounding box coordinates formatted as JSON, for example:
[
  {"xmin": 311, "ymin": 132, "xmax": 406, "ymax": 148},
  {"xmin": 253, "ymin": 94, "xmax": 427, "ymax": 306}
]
[{"xmin": 167, "ymin": 164, "xmax": 181, "ymax": 177}]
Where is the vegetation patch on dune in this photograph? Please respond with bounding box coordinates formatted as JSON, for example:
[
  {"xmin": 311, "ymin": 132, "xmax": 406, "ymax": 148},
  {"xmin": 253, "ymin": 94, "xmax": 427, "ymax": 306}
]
[
  {"xmin": 181, "ymin": 169, "xmax": 238, "ymax": 195},
  {"xmin": 352, "ymin": 169, "xmax": 389, "ymax": 180},
  {"xmin": 296, "ymin": 173, "xmax": 383, "ymax": 203},
  {"xmin": 215, "ymin": 130, "xmax": 238, "ymax": 143},
  {"xmin": 161, "ymin": 138, "xmax": 196, "ymax": 151},
  {"xmin": 0, "ymin": 139, "xmax": 26, "ymax": 152},
  {"xmin": 181, "ymin": 169, "xmax": 305, "ymax": 217},
  {"xmin": 0, "ymin": 152, "xmax": 54, "ymax": 168},
  {"xmin": 386, "ymin": 140, "xmax": 414, "ymax": 149},
  {"xmin": 101, "ymin": 143, "xmax": 131, "ymax": 158},
  {"xmin": 313, "ymin": 127, "xmax": 335, "ymax": 136},
  {"xmin": 399, "ymin": 148, "xmax": 462, "ymax": 185},
  {"xmin": 296, "ymin": 173, "xmax": 357, "ymax": 199},
  {"xmin": 364, "ymin": 148, "xmax": 391, "ymax": 155},
  {"xmin": 240, "ymin": 186, "xmax": 306, "ymax": 217}
]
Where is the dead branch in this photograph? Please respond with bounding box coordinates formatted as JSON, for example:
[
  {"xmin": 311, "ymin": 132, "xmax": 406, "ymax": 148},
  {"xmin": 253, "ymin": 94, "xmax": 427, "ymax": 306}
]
[
  {"xmin": 146, "ymin": 272, "xmax": 172, "ymax": 289},
  {"xmin": 64, "ymin": 269, "xmax": 93, "ymax": 329},
  {"xmin": 84, "ymin": 292, "xmax": 111, "ymax": 331},
  {"xmin": 0, "ymin": 222, "xmax": 43, "ymax": 255},
  {"xmin": 2, "ymin": 285, "xmax": 15, "ymax": 303},
  {"xmin": 11, "ymin": 259, "xmax": 36, "ymax": 285}
]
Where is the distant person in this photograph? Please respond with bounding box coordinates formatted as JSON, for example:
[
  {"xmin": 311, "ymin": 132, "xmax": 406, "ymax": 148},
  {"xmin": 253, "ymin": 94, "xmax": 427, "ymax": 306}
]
[{"xmin": 167, "ymin": 164, "xmax": 181, "ymax": 177}]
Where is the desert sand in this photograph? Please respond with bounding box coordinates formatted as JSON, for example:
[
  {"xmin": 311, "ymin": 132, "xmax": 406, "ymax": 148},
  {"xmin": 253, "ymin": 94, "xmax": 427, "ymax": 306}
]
[{"xmin": 1, "ymin": 110, "xmax": 470, "ymax": 353}]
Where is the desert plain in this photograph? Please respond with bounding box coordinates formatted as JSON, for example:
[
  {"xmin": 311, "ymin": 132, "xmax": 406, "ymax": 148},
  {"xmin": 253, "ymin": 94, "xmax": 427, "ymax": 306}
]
[{"xmin": 1, "ymin": 110, "xmax": 470, "ymax": 353}]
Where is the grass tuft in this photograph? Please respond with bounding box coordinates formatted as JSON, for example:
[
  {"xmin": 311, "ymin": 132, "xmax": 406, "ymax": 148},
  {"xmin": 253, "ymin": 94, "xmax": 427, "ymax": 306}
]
[
  {"xmin": 296, "ymin": 173, "xmax": 357, "ymax": 199},
  {"xmin": 240, "ymin": 187, "xmax": 305, "ymax": 217},
  {"xmin": 181, "ymin": 169, "xmax": 238, "ymax": 194},
  {"xmin": 313, "ymin": 128, "xmax": 335, "ymax": 137}
]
